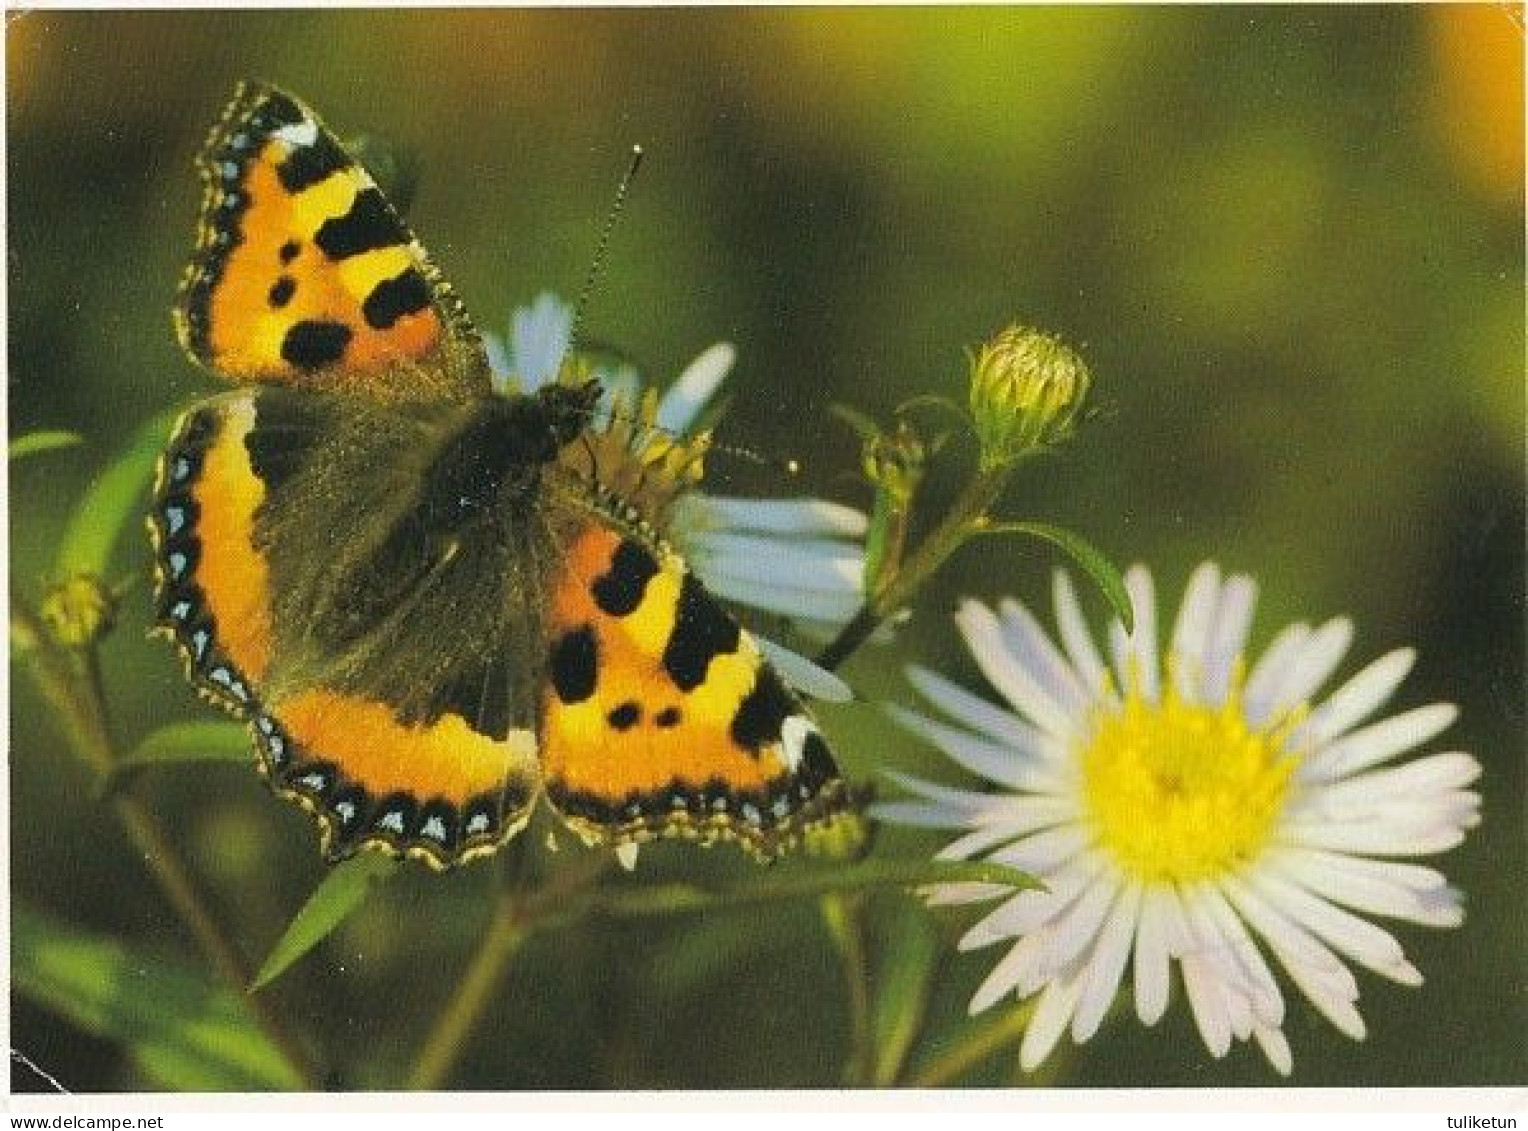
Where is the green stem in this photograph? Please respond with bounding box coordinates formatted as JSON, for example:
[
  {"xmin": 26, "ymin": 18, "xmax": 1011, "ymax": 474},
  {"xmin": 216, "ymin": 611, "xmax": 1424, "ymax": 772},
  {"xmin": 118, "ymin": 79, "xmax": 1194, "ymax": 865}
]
[
  {"xmin": 405, "ymin": 846, "xmax": 612, "ymax": 1089},
  {"xmin": 819, "ymin": 895, "xmax": 875, "ymax": 1086},
  {"xmin": 905, "ymin": 998, "xmax": 1038, "ymax": 1087},
  {"xmin": 406, "ymin": 889, "xmax": 528, "ymax": 1090},
  {"xmin": 12, "ymin": 602, "xmax": 324, "ymax": 1090},
  {"xmin": 817, "ymin": 462, "xmax": 1012, "ymax": 671}
]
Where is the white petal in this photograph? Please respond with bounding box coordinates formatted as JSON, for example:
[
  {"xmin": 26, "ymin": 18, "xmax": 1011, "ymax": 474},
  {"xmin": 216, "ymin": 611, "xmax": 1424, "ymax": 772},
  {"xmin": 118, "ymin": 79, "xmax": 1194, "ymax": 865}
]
[
  {"xmin": 1308, "ymin": 751, "xmax": 1481, "ymax": 806},
  {"xmin": 655, "ymin": 342, "xmax": 734, "ymax": 434},
  {"xmin": 961, "ymin": 864, "xmax": 1093, "ymax": 950},
  {"xmin": 691, "ymin": 531, "xmax": 862, "ymax": 588},
  {"xmin": 510, "ymin": 292, "xmax": 573, "ymax": 388},
  {"xmin": 1206, "ymin": 887, "xmax": 1285, "ymax": 1026},
  {"xmin": 1246, "ymin": 871, "xmax": 1417, "ymax": 984},
  {"xmin": 1169, "ymin": 562, "xmax": 1223, "ymax": 703},
  {"xmin": 990, "ymin": 823, "xmax": 1095, "ymax": 875},
  {"xmin": 1180, "ymin": 952, "xmax": 1233, "ymax": 1058},
  {"xmin": 1254, "ymin": 1025, "xmax": 1294, "ymax": 1076},
  {"xmin": 969, "ymin": 941, "xmax": 1029, "ymax": 1014},
  {"xmin": 1267, "ymin": 848, "xmax": 1464, "ymax": 928},
  {"xmin": 1019, "ymin": 976, "xmax": 1084, "ymax": 1070},
  {"xmin": 1294, "ymin": 648, "xmax": 1416, "ymax": 744},
  {"xmin": 885, "ymin": 705, "xmax": 1063, "ymax": 795},
  {"xmin": 1053, "ymin": 570, "xmax": 1110, "ymax": 698},
  {"xmin": 1202, "ymin": 573, "xmax": 1258, "ymax": 706},
  {"xmin": 924, "ymin": 880, "xmax": 1014, "ymax": 908},
  {"xmin": 752, "ymin": 636, "xmax": 852, "ymax": 703},
  {"xmin": 906, "ymin": 664, "xmax": 1060, "ymax": 762},
  {"xmin": 1035, "ymin": 872, "xmax": 1121, "ymax": 989},
  {"xmin": 685, "ymin": 494, "xmax": 869, "ymax": 537},
  {"xmin": 1263, "ymin": 617, "xmax": 1354, "ymax": 719},
  {"xmin": 1243, "ymin": 623, "xmax": 1312, "ymax": 727},
  {"xmin": 1181, "ymin": 889, "xmax": 1260, "ymax": 1036},
  {"xmin": 1133, "ymin": 885, "xmax": 1174, "ymax": 1025},
  {"xmin": 957, "ymin": 600, "xmax": 1078, "ymax": 738},
  {"xmin": 997, "ymin": 596, "xmax": 1092, "ymax": 718},
  {"xmin": 1300, "ymin": 704, "xmax": 1460, "ymax": 781},
  {"xmin": 1282, "ymin": 817, "xmax": 1469, "ymax": 857},
  {"xmin": 1072, "ymin": 882, "xmax": 1143, "ymax": 1041},
  {"xmin": 701, "ymin": 567, "xmax": 862, "ymax": 623},
  {"xmin": 936, "ymin": 825, "xmax": 1032, "ymax": 863},
  {"xmin": 1109, "ymin": 566, "xmax": 1160, "ymax": 702}
]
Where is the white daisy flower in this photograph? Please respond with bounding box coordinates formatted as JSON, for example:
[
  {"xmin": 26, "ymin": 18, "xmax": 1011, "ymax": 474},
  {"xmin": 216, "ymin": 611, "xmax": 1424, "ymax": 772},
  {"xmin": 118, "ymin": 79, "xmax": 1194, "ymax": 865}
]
[
  {"xmin": 487, "ymin": 294, "xmax": 870, "ymax": 696},
  {"xmin": 874, "ymin": 561, "xmax": 1480, "ymax": 1076}
]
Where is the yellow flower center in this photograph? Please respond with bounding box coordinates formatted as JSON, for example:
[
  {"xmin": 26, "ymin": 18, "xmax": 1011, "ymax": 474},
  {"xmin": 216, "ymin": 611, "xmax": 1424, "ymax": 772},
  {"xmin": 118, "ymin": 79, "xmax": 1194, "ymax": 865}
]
[{"xmin": 1080, "ymin": 669, "xmax": 1300, "ymax": 883}]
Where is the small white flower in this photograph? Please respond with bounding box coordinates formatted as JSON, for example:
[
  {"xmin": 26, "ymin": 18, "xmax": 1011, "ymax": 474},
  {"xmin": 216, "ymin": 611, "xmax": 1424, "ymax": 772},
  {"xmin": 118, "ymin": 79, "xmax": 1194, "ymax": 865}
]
[
  {"xmin": 491, "ymin": 294, "xmax": 870, "ymax": 654},
  {"xmin": 875, "ymin": 561, "xmax": 1480, "ymax": 1076}
]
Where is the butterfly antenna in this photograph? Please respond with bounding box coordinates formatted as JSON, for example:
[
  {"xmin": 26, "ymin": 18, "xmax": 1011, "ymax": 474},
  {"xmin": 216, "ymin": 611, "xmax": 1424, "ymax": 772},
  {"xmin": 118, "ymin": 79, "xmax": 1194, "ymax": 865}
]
[{"xmin": 568, "ymin": 145, "xmax": 645, "ymax": 359}]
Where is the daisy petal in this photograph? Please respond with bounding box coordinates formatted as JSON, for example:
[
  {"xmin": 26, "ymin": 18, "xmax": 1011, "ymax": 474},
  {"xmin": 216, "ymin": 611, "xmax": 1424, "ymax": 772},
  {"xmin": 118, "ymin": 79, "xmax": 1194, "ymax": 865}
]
[
  {"xmin": 1019, "ymin": 976, "xmax": 1084, "ymax": 1071},
  {"xmin": 1202, "ymin": 573, "xmax": 1258, "ymax": 706},
  {"xmin": 1133, "ymin": 885, "xmax": 1174, "ymax": 1025},
  {"xmin": 1300, "ymin": 704, "xmax": 1460, "ymax": 781},
  {"xmin": 1053, "ymin": 570, "xmax": 1110, "ymax": 698},
  {"xmin": 905, "ymin": 664, "xmax": 1059, "ymax": 761},
  {"xmin": 1169, "ymin": 561, "xmax": 1222, "ymax": 703},
  {"xmin": 655, "ymin": 343, "xmax": 735, "ymax": 434},
  {"xmin": 956, "ymin": 600, "xmax": 1077, "ymax": 738},
  {"xmin": 1294, "ymin": 648, "xmax": 1416, "ymax": 745},
  {"xmin": 1263, "ymin": 617, "xmax": 1353, "ymax": 720},
  {"xmin": 1072, "ymin": 882, "xmax": 1143, "ymax": 1041}
]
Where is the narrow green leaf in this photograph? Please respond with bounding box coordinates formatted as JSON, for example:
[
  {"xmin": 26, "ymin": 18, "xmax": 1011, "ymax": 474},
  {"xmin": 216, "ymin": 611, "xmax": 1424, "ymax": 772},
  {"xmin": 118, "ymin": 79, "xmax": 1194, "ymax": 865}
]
[
  {"xmin": 102, "ymin": 721, "xmax": 252, "ymax": 796},
  {"xmin": 55, "ymin": 407, "xmax": 184, "ymax": 581},
  {"xmin": 595, "ymin": 857, "xmax": 1039, "ymax": 918},
  {"xmin": 252, "ymin": 854, "xmax": 400, "ymax": 990},
  {"xmin": 12, "ymin": 903, "xmax": 302, "ymax": 1091},
  {"xmin": 10, "ymin": 430, "xmax": 84, "ymax": 462},
  {"xmin": 122, "ymin": 721, "xmax": 251, "ymax": 768},
  {"xmin": 829, "ymin": 402, "xmax": 882, "ymax": 442},
  {"xmin": 870, "ymin": 901, "xmax": 939, "ymax": 1086},
  {"xmin": 978, "ymin": 520, "xmax": 1134, "ymax": 633}
]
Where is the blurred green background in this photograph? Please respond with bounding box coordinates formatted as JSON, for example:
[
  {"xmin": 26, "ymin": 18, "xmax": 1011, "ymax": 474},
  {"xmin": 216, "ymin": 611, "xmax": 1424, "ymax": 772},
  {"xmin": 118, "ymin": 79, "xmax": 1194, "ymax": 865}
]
[{"xmin": 8, "ymin": 7, "xmax": 1522, "ymax": 1091}]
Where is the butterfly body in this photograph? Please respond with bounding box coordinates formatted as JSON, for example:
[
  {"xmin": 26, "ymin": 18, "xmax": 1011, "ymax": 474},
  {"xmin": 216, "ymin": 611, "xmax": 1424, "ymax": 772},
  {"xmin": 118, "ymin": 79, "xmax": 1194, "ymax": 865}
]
[{"xmin": 152, "ymin": 82, "xmax": 851, "ymax": 867}]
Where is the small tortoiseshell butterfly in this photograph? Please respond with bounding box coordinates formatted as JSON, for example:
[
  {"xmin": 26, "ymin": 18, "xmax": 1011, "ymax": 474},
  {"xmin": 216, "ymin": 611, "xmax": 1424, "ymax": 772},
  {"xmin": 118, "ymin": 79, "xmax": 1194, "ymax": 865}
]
[{"xmin": 150, "ymin": 82, "xmax": 851, "ymax": 868}]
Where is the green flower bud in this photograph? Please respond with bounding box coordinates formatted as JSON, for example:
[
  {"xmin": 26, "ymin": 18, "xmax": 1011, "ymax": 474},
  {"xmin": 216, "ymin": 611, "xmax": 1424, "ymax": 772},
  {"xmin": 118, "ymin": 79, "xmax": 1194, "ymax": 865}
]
[
  {"xmin": 41, "ymin": 574, "xmax": 116, "ymax": 648},
  {"xmin": 968, "ymin": 325, "xmax": 1091, "ymax": 470}
]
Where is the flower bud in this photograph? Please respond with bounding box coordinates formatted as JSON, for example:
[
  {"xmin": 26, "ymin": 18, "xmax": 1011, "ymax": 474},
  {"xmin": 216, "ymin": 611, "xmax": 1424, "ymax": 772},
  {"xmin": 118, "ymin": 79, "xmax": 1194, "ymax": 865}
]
[
  {"xmin": 968, "ymin": 325, "xmax": 1091, "ymax": 470},
  {"xmin": 41, "ymin": 574, "xmax": 115, "ymax": 648}
]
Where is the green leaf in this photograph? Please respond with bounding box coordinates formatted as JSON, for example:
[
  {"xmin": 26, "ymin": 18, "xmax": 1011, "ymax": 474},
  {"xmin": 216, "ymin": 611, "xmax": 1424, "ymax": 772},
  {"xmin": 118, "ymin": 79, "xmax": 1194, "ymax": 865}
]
[
  {"xmin": 977, "ymin": 520, "xmax": 1134, "ymax": 633},
  {"xmin": 870, "ymin": 901, "xmax": 939, "ymax": 1085},
  {"xmin": 252, "ymin": 854, "xmax": 400, "ymax": 990},
  {"xmin": 10, "ymin": 430, "xmax": 84, "ymax": 462},
  {"xmin": 103, "ymin": 721, "xmax": 252, "ymax": 795},
  {"xmin": 594, "ymin": 857, "xmax": 1039, "ymax": 919},
  {"xmin": 11, "ymin": 902, "xmax": 303, "ymax": 1091},
  {"xmin": 55, "ymin": 407, "xmax": 184, "ymax": 581}
]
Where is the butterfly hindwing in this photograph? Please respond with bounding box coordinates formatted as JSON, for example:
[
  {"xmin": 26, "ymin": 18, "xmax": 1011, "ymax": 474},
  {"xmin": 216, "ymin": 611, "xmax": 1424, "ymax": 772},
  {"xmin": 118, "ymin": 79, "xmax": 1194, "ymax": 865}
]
[
  {"xmin": 539, "ymin": 520, "xmax": 848, "ymax": 857},
  {"xmin": 175, "ymin": 81, "xmax": 489, "ymax": 397}
]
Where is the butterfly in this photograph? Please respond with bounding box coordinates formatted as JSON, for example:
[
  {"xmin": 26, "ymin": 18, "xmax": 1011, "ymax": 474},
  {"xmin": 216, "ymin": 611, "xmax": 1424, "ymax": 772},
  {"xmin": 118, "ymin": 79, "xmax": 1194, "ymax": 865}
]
[{"xmin": 150, "ymin": 81, "xmax": 852, "ymax": 868}]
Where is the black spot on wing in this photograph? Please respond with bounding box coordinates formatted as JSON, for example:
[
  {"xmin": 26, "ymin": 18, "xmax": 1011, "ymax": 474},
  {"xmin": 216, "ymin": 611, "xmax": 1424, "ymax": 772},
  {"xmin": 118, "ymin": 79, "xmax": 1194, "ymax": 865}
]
[
  {"xmin": 730, "ymin": 666, "xmax": 795, "ymax": 752},
  {"xmin": 654, "ymin": 706, "xmax": 682, "ymax": 728},
  {"xmin": 362, "ymin": 268, "xmax": 432, "ymax": 329},
  {"xmin": 662, "ymin": 573, "xmax": 741, "ymax": 692},
  {"xmin": 280, "ymin": 319, "xmax": 353, "ymax": 370},
  {"xmin": 275, "ymin": 131, "xmax": 352, "ymax": 194},
  {"xmin": 314, "ymin": 187, "xmax": 406, "ymax": 260},
  {"xmin": 268, "ymin": 276, "xmax": 295, "ymax": 308},
  {"xmin": 592, "ymin": 539, "xmax": 659, "ymax": 617},
  {"xmin": 550, "ymin": 626, "xmax": 598, "ymax": 704},
  {"xmin": 607, "ymin": 701, "xmax": 641, "ymax": 731},
  {"xmin": 278, "ymin": 239, "xmax": 301, "ymax": 264}
]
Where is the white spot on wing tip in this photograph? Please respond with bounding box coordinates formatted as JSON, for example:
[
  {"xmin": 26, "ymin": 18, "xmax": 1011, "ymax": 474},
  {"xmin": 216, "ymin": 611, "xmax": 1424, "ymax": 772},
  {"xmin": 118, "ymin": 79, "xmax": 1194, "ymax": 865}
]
[
  {"xmin": 614, "ymin": 843, "xmax": 640, "ymax": 871},
  {"xmin": 273, "ymin": 119, "xmax": 320, "ymax": 148},
  {"xmin": 779, "ymin": 715, "xmax": 817, "ymax": 772}
]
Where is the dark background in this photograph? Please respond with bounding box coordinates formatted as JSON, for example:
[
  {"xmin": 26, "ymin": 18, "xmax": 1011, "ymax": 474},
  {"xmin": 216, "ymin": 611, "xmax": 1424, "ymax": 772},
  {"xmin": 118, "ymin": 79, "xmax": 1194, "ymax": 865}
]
[{"xmin": 9, "ymin": 7, "xmax": 1523, "ymax": 1089}]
